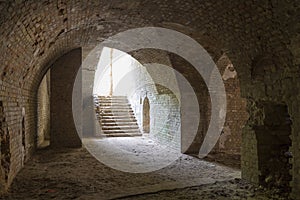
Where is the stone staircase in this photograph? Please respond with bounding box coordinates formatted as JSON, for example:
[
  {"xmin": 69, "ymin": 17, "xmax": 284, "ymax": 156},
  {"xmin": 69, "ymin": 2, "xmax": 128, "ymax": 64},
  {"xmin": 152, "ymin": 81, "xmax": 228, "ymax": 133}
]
[{"xmin": 94, "ymin": 96, "xmax": 142, "ymax": 137}]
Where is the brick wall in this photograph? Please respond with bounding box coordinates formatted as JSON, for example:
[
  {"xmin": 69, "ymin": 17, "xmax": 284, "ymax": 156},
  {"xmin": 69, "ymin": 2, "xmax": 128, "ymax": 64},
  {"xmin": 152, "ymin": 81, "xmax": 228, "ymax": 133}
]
[
  {"xmin": 50, "ymin": 48, "xmax": 82, "ymax": 148},
  {"xmin": 0, "ymin": 0, "xmax": 300, "ymax": 197},
  {"xmin": 213, "ymin": 54, "xmax": 248, "ymax": 155},
  {"xmin": 128, "ymin": 52, "xmax": 181, "ymax": 150}
]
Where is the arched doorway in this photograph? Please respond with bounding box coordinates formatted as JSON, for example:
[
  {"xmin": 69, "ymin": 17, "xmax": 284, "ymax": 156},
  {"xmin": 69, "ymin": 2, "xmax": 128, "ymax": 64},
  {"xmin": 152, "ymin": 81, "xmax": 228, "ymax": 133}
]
[
  {"xmin": 143, "ymin": 97, "xmax": 150, "ymax": 133},
  {"xmin": 37, "ymin": 70, "xmax": 50, "ymax": 148}
]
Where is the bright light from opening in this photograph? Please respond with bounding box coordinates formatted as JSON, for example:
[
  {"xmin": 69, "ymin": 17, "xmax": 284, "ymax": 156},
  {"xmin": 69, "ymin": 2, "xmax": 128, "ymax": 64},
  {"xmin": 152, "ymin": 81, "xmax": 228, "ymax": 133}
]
[{"xmin": 93, "ymin": 47, "xmax": 142, "ymax": 96}]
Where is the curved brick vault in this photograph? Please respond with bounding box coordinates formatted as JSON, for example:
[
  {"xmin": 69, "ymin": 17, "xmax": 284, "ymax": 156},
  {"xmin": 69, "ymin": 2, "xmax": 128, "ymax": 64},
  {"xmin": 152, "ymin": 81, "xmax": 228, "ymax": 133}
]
[{"xmin": 1, "ymin": 0, "xmax": 300, "ymax": 198}]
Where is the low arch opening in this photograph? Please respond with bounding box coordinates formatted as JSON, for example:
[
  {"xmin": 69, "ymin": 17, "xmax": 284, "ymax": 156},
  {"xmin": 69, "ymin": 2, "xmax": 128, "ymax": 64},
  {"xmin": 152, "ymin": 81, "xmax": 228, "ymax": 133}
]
[
  {"xmin": 36, "ymin": 70, "xmax": 50, "ymax": 149},
  {"xmin": 142, "ymin": 96, "xmax": 150, "ymax": 133}
]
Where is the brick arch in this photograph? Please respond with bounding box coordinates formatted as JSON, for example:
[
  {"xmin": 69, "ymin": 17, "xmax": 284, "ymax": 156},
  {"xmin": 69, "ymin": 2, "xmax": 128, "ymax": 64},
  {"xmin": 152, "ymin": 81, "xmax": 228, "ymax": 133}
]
[
  {"xmin": 129, "ymin": 47, "xmax": 247, "ymax": 156},
  {"xmin": 1, "ymin": 1, "xmax": 296, "ymax": 83},
  {"xmin": 142, "ymin": 96, "xmax": 150, "ymax": 133}
]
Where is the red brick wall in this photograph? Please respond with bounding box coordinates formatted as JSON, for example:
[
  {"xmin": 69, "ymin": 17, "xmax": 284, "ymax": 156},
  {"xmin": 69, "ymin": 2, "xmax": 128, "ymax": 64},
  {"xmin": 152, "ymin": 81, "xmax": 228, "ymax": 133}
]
[{"xmin": 0, "ymin": 1, "xmax": 300, "ymax": 197}]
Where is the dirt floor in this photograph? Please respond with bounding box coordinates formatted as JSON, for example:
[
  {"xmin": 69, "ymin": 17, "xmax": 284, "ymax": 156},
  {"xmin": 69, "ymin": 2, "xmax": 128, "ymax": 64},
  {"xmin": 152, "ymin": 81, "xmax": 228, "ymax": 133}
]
[
  {"xmin": 203, "ymin": 152, "xmax": 241, "ymax": 169},
  {"xmin": 0, "ymin": 137, "xmax": 290, "ymax": 200}
]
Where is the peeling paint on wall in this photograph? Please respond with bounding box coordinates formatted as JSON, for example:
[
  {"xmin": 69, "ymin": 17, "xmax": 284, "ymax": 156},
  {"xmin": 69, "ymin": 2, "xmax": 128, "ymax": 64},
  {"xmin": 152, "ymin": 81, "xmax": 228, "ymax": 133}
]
[{"xmin": 222, "ymin": 64, "xmax": 237, "ymax": 81}]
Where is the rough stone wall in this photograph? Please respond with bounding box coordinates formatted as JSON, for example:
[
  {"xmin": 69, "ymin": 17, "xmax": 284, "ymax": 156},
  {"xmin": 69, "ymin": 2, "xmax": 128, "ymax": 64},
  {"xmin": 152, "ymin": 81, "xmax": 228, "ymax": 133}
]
[
  {"xmin": 259, "ymin": 103, "xmax": 292, "ymax": 190},
  {"xmin": 242, "ymin": 100, "xmax": 293, "ymax": 191},
  {"xmin": 0, "ymin": 0, "xmax": 300, "ymax": 197},
  {"xmin": 37, "ymin": 70, "xmax": 50, "ymax": 147},
  {"xmin": 240, "ymin": 50, "xmax": 300, "ymax": 199}
]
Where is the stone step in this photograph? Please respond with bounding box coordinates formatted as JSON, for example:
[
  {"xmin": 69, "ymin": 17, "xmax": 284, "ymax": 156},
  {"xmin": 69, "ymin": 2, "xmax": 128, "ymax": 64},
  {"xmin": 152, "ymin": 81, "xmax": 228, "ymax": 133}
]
[
  {"xmin": 98, "ymin": 117, "xmax": 136, "ymax": 121},
  {"xmin": 98, "ymin": 101, "xmax": 129, "ymax": 105},
  {"xmin": 97, "ymin": 109, "xmax": 133, "ymax": 113},
  {"xmin": 99, "ymin": 109, "xmax": 134, "ymax": 113},
  {"xmin": 99, "ymin": 114, "xmax": 136, "ymax": 118},
  {"xmin": 97, "ymin": 105, "xmax": 132, "ymax": 109},
  {"xmin": 99, "ymin": 112, "xmax": 135, "ymax": 116},
  {"xmin": 102, "ymin": 129, "xmax": 141, "ymax": 134},
  {"xmin": 100, "ymin": 118, "xmax": 137, "ymax": 123},
  {"xmin": 100, "ymin": 121, "xmax": 137, "ymax": 125},
  {"xmin": 101, "ymin": 125, "xmax": 140, "ymax": 130},
  {"xmin": 99, "ymin": 113, "xmax": 134, "ymax": 117},
  {"xmin": 98, "ymin": 101, "xmax": 130, "ymax": 105},
  {"xmin": 100, "ymin": 121, "xmax": 138, "ymax": 126},
  {"xmin": 98, "ymin": 98, "xmax": 128, "ymax": 101},
  {"xmin": 94, "ymin": 96, "xmax": 141, "ymax": 137},
  {"xmin": 95, "ymin": 109, "xmax": 133, "ymax": 114},
  {"xmin": 98, "ymin": 106, "xmax": 132, "ymax": 110},
  {"xmin": 98, "ymin": 104, "xmax": 132, "ymax": 107},
  {"xmin": 101, "ymin": 127, "xmax": 140, "ymax": 131},
  {"xmin": 99, "ymin": 113, "xmax": 135, "ymax": 119},
  {"xmin": 98, "ymin": 97, "xmax": 128, "ymax": 100},
  {"xmin": 97, "ymin": 96, "xmax": 127, "ymax": 98},
  {"xmin": 99, "ymin": 133, "xmax": 142, "ymax": 137}
]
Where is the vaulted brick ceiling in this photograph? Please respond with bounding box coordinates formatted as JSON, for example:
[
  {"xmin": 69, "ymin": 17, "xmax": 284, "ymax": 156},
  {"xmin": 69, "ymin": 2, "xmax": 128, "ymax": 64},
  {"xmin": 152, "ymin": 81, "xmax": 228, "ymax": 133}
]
[{"xmin": 0, "ymin": 0, "xmax": 299, "ymax": 95}]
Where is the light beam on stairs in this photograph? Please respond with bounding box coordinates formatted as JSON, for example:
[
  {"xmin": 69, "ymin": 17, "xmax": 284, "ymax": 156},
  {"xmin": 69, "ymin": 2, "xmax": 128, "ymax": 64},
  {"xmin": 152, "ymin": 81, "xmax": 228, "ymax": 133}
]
[{"xmin": 95, "ymin": 96, "xmax": 142, "ymax": 137}]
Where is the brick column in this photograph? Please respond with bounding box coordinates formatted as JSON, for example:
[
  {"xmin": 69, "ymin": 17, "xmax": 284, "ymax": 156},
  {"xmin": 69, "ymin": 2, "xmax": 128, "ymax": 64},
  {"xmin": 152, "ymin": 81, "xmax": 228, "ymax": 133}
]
[{"xmin": 50, "ymin": 48, "xmax": 82, "ymax": 148}]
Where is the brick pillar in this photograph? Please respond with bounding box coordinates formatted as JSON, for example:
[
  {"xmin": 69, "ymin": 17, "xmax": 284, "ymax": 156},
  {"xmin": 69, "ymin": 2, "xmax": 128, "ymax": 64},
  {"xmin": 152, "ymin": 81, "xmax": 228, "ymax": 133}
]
[
  {"xmin": 289, "ymin": 103, "xmax": 300, "ymax": 199},
  {"xmin": 50, "ymin": 48, "xmax": 82, "ymax": 148},
  {"xmin": 241, "ymin": 126, "xmax": 259, "ymax": 183}
]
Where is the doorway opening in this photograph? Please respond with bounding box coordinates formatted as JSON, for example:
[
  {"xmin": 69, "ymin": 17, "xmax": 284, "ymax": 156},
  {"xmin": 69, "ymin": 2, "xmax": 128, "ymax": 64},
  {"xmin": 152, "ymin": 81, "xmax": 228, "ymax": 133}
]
[
  {"xmin": 256, "ymin": 102, "xmax": 292, "ymax": 192},
  {"xmin": 142, "ymin": 96, "xmax": 150, "ymax": 133},
  {"xmin": 37, "ymin": 70, "xmax": 50, "ymax": 148}
]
